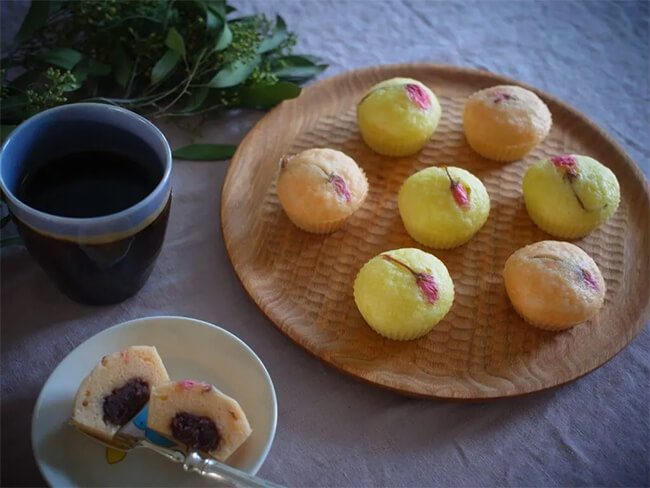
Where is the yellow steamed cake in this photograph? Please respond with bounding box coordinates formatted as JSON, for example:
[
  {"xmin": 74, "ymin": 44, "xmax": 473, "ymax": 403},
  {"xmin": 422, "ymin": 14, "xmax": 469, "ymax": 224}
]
[
  {"xmin": 353, "ymin": 248, "xmax": 454, "ymax": 340},
  {"xmin": 398, "ymin": 165, "xmax": 490, "ymax": 249},
  {"xmin": 523, "ymin": 154, "xmax": 620, "ymax": 238},
  {"xmin": 357, "ymin": 77, "xmax": 441, "ymax": 156}
]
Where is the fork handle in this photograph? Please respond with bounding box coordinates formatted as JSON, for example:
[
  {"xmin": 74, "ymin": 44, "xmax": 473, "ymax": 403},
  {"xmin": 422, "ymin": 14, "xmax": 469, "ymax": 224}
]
[{"xmin": 183, "ymin": 451, "xmax": 285, "ymax": 488}]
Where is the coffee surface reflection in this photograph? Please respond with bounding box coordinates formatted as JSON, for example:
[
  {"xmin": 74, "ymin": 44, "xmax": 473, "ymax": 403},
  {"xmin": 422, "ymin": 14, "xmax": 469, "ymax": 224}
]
[{"xmin": 18, "ymin": 150, "xmax": 160, "ymax": 218}]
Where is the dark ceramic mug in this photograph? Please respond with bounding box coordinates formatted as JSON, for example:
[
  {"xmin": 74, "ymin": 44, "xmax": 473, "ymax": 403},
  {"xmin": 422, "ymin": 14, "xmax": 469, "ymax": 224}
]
[{"xmin": 0, "ymin": 103, "xmax": 172, "ymax": 305}]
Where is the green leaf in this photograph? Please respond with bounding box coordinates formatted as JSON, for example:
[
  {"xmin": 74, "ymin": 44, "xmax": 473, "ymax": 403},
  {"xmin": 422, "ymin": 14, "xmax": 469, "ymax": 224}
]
[
  {"xmin": 14, "ymin": 0, "xmax": 50, "ymax": 44},
  {"xmin": 113, "ymin": 44, "xmax": 132, "ymax": 88},
  {"xmin": 273, "ymin": 65, "xmax": 327, "ymax": 81},
  {"xmin": 214, "ymin": 22, "xmax": 232, "ymax": 51},
  {"xmin": 151, "ymin": 50, "xmax": 180, "ymax": 84},
  {"xmin": 1, "ymin": 236, "xmax": 23, "ymax": 248},
  {"xmin": 182, "ymin": 86, "xmax": 209, "ymax": 112},
  {"xmin": 165, "ymin": 27, "xmax": 186, "ymax": 58},
  {"xmin": 172, "ymin": 144, "xmax": 236, "ymax": 160},
  {"xmin": 272, "ymin": 55, "xmax": 322, "ymax": 68},
  {"xmin": 205, "ymin": 0, "xmax": 227, "ymax": 17},
  {"xmin": 205, "ymin": 9, "xmax": 221, "ymax": 31},
  {"xmin": 88, "ymin": 59, "xmax": 111, "ymax": 77},
  {"xmin": 208, "ymin": 55, "xmax": 260, "ymax": 88},
  {"xmin": 1, "ymin": 125, "xmax": 17, "ymax": 144},
  {"xmin": 231, "ymin": 15, "xmax": 257, "ymax": 24},
  {"xmin": 37, "ymin": 48, "xmax": 83, "ymax": 70},
  {"xmin": 62, "ymin": 82, "xmax": 82, "ymax": 93},
  {"xmin": 73, "ymin": 62, "xmax": 88, "ymax": 83},
  {"xmin": 62, "ymin": 76, "xmax": 83, "ymax": 92},
  {"xmin": 240, "ymin": 81, "xmax": 301, "ymax": 109},
  {"xmin": 257, "ymin": 16, "xmax": 287, "ymax": 54}
]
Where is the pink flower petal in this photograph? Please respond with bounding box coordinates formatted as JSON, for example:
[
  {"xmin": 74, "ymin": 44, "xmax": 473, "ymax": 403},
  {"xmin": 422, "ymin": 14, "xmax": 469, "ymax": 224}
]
[
  {"xmin": 492, "ymin": 91, "xmax": 513, "ymax": 104},
  {"xmin": 442, "ymin": 166, "xmax": 470, "ymax": 209},
  {"xmin": 406, "ymin": 83, "xmax": 431, "ymax": 110},
  {"xmin": 329, "ymin": 174, "xmax": 351, "ymax": 201},
  {"xmin": 581, "ymin": 269, "xmax": 599, "ymax": 291},
  {"xmin": 551, "ymin": 155, "xmax": 579, "ymax": 179},
  {"xmin": 452, "ymin": 181, "xmax": 470, "ymax": 208},
  {"xmin": 416, "ymin": 273, "xmax": 439, "ymax": 304},
  {"xmin": 177, "ymin": 380, "xmax": 212, "ymax": 391}
]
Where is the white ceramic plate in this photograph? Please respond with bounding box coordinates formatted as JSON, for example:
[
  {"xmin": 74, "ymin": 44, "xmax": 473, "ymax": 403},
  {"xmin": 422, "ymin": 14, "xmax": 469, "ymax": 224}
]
[{"xmin": 31, "ymin": 316, "xmax": 277, "ymax": 487}]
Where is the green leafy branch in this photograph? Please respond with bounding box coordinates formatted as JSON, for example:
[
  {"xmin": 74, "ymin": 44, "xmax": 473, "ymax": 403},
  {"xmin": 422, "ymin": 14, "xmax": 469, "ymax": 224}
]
[{"xmin": 1, "ymin": 0, "xmax": 327, "ymax": 153}]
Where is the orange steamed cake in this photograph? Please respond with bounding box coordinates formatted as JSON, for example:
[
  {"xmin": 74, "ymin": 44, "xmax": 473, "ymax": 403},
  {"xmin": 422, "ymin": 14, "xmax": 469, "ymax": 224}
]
[
  {"xmin": 463, "ymin": 85, "xmax": 552, "ymax": 161},
  {"xmin": 277, "ymin": 148, "xmax": 368, "ymax": 233},
  {"xmin": 503, "ymin": 240, "xmax": 606, "ymax": 330}
]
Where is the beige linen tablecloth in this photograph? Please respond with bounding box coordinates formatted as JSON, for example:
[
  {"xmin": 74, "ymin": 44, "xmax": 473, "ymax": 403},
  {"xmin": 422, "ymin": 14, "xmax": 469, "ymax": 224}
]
[{"xmin": 2, "ymin": 1, "xmax": 649, "ymax": 486}]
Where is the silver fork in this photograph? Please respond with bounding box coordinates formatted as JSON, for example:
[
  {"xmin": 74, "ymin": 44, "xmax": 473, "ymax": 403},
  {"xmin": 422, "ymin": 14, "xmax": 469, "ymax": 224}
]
[{"xmin": 67, "ymin": 420, "xmax": 284, "ymax": 488}]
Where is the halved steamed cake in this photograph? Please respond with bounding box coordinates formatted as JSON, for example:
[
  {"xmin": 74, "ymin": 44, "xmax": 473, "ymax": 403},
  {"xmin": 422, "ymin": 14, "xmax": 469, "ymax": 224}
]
[
  {"xmin": 72, "ymin": 345, "xmax": 169, "ymax": 441},
  {"xmin": 147, "ymin": 380, "xmax": 252, "ymax": 461}
]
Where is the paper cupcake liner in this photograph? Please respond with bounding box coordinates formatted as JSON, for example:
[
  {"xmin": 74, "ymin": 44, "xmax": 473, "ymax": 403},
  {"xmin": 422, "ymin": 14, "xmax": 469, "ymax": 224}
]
[
  {"xmin": 360, "ymin": 130, "xmax": 431, "ymax": 157},
  {"xmin": 366, "ymin": 322, "xmax": 438, "ymax": 341},
  {"xmin": 284, "ymin": 170, "xmax": 369, "ymax": 234},
  {"xmin": 352, "ymin": 279, "xmax": 442, "ymax": 341},
  {"xmin": 286, "ymin": 214, "xmax": 351, "ymax": 234},
  {"xmin": 524, "ymin": 199, "xmax": 597, "ymax": 239},
  {"xmin": 465, "ymin": 135, "xmax": 540, "ymax": 162},
  {"xmin": 402, "ymin": 221, "xmax": 476, "ymax": 249},
  {"xmin": 510, "ymin": 302, "xmax": 578, "ymax": 332}
]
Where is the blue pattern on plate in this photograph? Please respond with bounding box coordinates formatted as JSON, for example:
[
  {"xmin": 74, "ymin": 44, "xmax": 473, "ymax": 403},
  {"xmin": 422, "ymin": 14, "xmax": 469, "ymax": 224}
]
[{"xmin": 133, "ymin": 406, "xmax": 177, "ymax": 448}]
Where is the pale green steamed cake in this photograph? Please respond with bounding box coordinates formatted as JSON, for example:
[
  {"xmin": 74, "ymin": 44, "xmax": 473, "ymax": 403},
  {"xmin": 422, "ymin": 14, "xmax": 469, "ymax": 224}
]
[
  {"xmin": 357, "ymin": 77, "xmax": 441, "ymax": 156},
  {"xmin": 398, "ymin": 166, "xmax": 490, "ymax": 249},
  {"xmin": 353, "ymin": 248, "xmax": 454, "ymax": 340},
  {"xmin": 523, "ymin": 155, "xmax": 620, "ymax": 238}
]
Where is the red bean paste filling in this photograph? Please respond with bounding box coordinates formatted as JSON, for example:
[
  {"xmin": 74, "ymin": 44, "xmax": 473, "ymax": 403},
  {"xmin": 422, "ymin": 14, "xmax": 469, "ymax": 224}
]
[
  {"xmin": 102, "ymin": 378, "xmax": 150, "ymax": 426},
  {"xmin": 171, "ymin": 412, "xmax": 221, "ymax": 452}
]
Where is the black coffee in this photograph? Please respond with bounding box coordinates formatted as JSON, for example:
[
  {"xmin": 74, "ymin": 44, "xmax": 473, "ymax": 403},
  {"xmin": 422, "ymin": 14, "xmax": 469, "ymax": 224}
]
[
  {"xmin": 14, "ymin": 149, "xmax": 169, "ymax": 305},
  {"xmin": 16, "ymin": 197, "xmax": 171, "ymax": 305},
  {"xmin": 18, "ymin": 150, "xmax": 160, "ymax": 218}
]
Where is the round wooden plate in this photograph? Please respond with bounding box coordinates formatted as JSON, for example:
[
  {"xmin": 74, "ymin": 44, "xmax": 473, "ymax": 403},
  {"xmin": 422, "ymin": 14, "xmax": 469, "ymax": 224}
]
[{"xmin": 221, "ymin": 64, "xmax": 649, "ymax": 400}]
